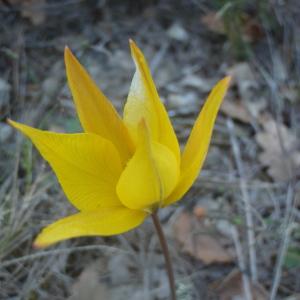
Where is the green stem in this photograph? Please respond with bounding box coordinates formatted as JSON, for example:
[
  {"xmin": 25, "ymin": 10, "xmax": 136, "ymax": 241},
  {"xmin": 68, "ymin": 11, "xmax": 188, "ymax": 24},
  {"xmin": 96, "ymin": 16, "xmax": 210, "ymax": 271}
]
[{"xmin": 151, "ymin": 212, "xmax": 176, "ymax": 300}]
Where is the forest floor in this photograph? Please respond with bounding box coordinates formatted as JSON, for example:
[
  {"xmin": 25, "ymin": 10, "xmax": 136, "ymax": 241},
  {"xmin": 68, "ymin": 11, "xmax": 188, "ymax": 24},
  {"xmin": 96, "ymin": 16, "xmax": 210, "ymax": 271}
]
[{"xmin": 1, "ymin": 1, "xmax": 300, "ymax": 299}]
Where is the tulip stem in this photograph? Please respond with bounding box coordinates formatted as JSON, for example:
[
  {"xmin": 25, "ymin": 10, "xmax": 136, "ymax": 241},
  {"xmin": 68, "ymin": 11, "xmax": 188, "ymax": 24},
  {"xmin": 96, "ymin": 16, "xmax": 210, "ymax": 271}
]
[{"xmin": 151, "ymin": 212, "xmax": 176, "ymax": 300}]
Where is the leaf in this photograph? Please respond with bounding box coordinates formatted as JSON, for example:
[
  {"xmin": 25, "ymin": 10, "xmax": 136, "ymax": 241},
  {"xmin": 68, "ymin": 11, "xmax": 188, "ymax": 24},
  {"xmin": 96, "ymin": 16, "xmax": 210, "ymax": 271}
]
[
  {"xmin": 255, "ymin": 116, "xmax": 300, "ymax": 181},
  {"xmin": 201, "ymin": 11, "xmax": 225, "ymax": 34},
  {"xmin": 173, "ymin": 212, "xmax": 233, "ymax": 264},
  {"xmin": 211, "ymin": 269, "xmax": 268, "ymax": 300},
  {"xmin": 220, "ymin": 98, "xmax": 252, "ymax": 123},
  {"xmin": 10, "ymin": 0, "xmax": 46, "ymax": 25}
]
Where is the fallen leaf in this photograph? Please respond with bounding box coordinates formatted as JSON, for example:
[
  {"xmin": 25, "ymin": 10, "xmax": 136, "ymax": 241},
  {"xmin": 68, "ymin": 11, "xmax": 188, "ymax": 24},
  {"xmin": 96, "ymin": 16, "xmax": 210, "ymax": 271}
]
[
  {"xmin": 10, "ymin": 0, "xmax": 46, "ymax": 25},
  {"xmin": 201, "ymin": 11, "xmax": 225, "ymax": 34},
  {"xmin": 202, "ymin": 10, "xmax": 264, "ymax": 43},
  {"xmin": 221, "ymin": 98, "xmax": 252, "ymax": 123},
  {"xmin": 23, "ymin": 0, "xmax": 46, "ymax": 25},
  {"xmin": 193, "ymin": 206, "xmax": 206, "ymax": 218},
  {"xmin": 211, "ymin": 269, "xmax": 268, "ymax": 300},
  {"xmin": 173, "ymin": 212, "xmax": 233, "ymax": 264},
  {"xmin": 255, "ymin": 117, "xmax": 300, "ymax": 181}
]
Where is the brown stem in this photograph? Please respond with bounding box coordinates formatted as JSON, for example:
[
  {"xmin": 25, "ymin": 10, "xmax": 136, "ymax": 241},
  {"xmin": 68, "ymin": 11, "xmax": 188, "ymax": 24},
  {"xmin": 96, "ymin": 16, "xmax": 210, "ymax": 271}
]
[{"xmin": 151, "ymin": 212, "xmax": 177, "ymax": 300}]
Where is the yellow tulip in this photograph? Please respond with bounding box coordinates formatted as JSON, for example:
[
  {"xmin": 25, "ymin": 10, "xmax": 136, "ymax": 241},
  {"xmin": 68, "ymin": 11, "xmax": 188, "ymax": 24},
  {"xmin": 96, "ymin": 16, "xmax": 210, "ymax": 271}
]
[{"xmin": 8, "ymin": 40, "xmax": 230, "ymax": 248}]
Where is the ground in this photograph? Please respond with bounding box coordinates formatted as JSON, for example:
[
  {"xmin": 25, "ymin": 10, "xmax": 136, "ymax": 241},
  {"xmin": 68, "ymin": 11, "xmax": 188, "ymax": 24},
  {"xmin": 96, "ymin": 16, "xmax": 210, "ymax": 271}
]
[{"xmin": 1, "ymin": 1, "xmax": 300, "ymax": 299}]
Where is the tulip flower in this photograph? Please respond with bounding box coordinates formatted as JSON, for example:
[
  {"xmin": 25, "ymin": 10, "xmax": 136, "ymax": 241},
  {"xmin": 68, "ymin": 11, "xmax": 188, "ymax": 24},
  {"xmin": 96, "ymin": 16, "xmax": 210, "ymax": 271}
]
[{"xmin": 9, "ymin": 40, "xmax": 230, "ymax": 299}]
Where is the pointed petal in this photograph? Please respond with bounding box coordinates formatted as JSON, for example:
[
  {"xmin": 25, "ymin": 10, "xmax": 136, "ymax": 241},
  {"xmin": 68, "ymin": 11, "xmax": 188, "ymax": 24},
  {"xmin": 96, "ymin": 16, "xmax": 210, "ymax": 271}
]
[
  {"xmin": 123, "ymin": 40, "xmax": 180, "ymax": 162},
  {"xmin": 34, "ymin": 207, "xmax": 147, "ymax": 248},
  {"xmin": 64, "ymin": 47, "xmax": 134, "ymax": 164},
  {"xmin": 165, "ymin": 77, "xmax": 231, "ymax": 206},
  {"xmin": 8, "ymin": 120, "xmax": 123, "ymax": 211},
  {"xmin": 116, "ymin": 121, "xmax": 179, "ymax": 211}
]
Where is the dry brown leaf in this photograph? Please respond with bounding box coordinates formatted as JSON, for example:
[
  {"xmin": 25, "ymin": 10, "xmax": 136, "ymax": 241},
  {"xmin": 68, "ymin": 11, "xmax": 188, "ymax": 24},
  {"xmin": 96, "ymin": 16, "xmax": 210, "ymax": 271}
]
[
  {"xmin": 193, "ymin": 206, "xmax": 206, "ymax": 218},
  {"xmin": 201, "ymin": 10, "xmax": 264, "ymax": 43},
  {"xmin": 220, "ymin": 96, "xmax": 266, "ymax": 124},
  {"xmin": 173, "ymin": 212, "xmax": 233, "ymax": 264},
  {"xmin": 221, "ymin": 99, "xmax": 252, "ymax": 123},
  {"xmin": 211, "ymin": 269, "xmax": 268, "ymax": 300},
  {"xmin": 201, "ymin": 11, "xmax": 225, "ymax": 34},
  {"xmin": 9, "ymin": 0, "xmax": 46, "ymax": 25},
  {"xmin": 255, "ymin": 117, "xmax": 300, "ymax": 181}
]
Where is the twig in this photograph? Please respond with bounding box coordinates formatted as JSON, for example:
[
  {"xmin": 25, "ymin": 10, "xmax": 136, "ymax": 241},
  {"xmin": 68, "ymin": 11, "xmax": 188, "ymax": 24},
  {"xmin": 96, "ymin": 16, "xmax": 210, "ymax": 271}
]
[
  {"xmin": 152, "ymin": 212, "xmax": 177, "ymax": 300},
  {"xmin": 270, "ymin": 184, "xmax": 295, "ymax": 300},
  {"xmin": 230, "ymin": 225, "xmax": 253, "ymax": 300},
  {"xmin": 0, "ymin": 245, "xmax": 128, "ymax": 268},
  {"xmin": 227, "ymin": 119, "xmax": 257, "ymax": 283}
]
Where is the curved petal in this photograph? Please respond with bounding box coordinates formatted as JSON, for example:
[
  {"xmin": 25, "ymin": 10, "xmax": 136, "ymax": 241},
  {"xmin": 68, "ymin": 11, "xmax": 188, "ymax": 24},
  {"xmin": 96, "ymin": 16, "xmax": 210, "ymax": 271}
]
[
  {"xmin": 117, "ymin": 121, "xmax": 179, "ymax": 211},
  {"xmin": 8, "ymin": 120, "xmax": 123, "ymax": 211},
  {"xmin": 164, "ymin": 77, "xmax": 231, "ymax": 206},
  {"xmin": 65, "ymin": 47, "xmax": 134, "ymax": 165},
  {"xmin": 123, "ymin": 40, "xmax": 180, "ymax": 162},
  {"xmin": 33, "ymin": 207, "xmax": 147, "ymax": 248}
]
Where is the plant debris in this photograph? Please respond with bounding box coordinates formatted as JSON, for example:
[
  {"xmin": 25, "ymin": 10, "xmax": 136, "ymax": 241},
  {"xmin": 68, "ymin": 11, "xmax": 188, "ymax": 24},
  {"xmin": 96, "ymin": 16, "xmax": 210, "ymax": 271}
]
[{"xmin": 173, "ymin": 211, "xmax": 233, "ymax": 264}]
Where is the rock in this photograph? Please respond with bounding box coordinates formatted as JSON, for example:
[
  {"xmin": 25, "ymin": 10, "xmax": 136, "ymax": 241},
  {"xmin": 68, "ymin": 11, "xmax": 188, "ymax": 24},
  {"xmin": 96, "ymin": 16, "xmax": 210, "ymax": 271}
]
[{"xmin": 167, "ymin": 23, "xmax": 189, "ymax": 42}]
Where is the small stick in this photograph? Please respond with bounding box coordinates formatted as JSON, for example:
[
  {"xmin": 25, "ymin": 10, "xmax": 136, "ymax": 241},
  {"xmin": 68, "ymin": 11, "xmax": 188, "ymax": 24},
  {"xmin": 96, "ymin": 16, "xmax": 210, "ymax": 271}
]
[
  {"xmin": 151, "ymin": 212, "xmax": 177, "ymax": 300},
  {"xmin": 231, "ymin": 225, "xmax": 253, "ymax": 300},
  {"xmin": 270, "ymin": 184, "xmax": 295, "ymax": 300},
  {"xmin": 227, "ymin": 119, "xmax": 257, "ymax": 282},
  {"xmin": 0, "ymin": 245, "xmax": 128, "ymax": 268}
]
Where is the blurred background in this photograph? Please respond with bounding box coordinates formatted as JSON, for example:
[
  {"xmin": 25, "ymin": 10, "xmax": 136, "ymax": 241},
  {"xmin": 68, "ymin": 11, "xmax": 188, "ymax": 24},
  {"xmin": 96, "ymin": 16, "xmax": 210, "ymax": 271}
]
[{"xmin": 1, "ymin": 0, "xmax": 300, "ymax": 299}]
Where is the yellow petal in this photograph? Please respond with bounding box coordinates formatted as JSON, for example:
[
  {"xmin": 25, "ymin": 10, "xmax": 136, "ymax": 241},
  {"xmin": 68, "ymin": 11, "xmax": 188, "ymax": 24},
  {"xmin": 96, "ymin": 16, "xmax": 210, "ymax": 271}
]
[
  {"xmin": 8, "ymin": 120, "xmax": 123, "ymax": 211},
  {"xmin": 123, "ymin": 40, "xmax": 180, "ymax": 162},
  {"xmin": 116, "ymin": 121, "xmax": 179, "ymax": 211},
  {"xmin": 165, "ymin": 77, "xmax": 231, "ymax": 206},
  {"xmin": 64, "ymin": 47, "xmax": 134, "ymax": 165},
  {"xmin": 34, "ymin": 207, "xmax": 147, "ymax": 248}
]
